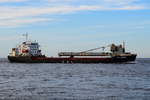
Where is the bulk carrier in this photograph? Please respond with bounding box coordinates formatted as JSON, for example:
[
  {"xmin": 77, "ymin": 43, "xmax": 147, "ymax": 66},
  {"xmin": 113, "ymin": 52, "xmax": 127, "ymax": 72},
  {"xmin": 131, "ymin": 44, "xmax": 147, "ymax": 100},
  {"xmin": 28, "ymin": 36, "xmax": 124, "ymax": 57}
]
[{"xmin": 8, "ymin": 35, "xmax": 137, "ymax": 63}]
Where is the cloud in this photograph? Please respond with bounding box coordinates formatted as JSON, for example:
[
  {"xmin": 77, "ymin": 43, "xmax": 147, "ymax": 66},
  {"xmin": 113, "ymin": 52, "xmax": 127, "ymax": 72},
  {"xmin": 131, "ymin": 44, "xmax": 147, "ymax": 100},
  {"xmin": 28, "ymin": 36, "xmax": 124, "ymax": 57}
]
[
  {"xmin": 0, "ymin": 5, "xmax": 146, "ymax": 20},
  {"xmin": 0, "ymin": 18, "xmax": 53, "ymax": 27},
  {"xmin": 0, "ymin": 0, "xmax": 26, "ymax": 3},
  {"xmin": 48, "ymin": 0, "xmax": 72, "ymax": 2},
  {"xmin": 47, "ymin": 0, "xmax": 142, "ymax": 6},
  {"xmin": 0, "ymin": 0, "xmax": 148, "ymax": 27},
  {"xmin": 104, "ymin": 0, "xmax": 137, "ymax": 5}
]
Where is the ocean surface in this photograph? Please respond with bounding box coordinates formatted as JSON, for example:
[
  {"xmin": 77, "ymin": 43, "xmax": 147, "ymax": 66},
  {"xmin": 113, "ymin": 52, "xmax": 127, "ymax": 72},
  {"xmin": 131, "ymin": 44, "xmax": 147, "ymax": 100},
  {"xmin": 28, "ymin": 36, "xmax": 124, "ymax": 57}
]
[{"xmin": 0, "ymin": 58, "xmax": 150, "ymax": 100}]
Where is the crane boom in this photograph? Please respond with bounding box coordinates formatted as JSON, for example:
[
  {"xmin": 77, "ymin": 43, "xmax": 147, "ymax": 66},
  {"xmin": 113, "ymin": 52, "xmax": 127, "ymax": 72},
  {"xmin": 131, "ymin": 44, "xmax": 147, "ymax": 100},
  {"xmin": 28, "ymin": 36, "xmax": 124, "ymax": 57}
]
[{"xmin": 80, "ymin": 44, "xmax": 112, "ymax": 53}]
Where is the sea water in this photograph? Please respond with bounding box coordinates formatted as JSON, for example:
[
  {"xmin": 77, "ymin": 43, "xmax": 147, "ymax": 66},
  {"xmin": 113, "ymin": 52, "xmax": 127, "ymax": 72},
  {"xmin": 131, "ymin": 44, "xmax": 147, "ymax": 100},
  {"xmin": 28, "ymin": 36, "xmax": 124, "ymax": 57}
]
[{"xmin": 0, "ymin": 58, "xmax": 150, "ymax": 100}]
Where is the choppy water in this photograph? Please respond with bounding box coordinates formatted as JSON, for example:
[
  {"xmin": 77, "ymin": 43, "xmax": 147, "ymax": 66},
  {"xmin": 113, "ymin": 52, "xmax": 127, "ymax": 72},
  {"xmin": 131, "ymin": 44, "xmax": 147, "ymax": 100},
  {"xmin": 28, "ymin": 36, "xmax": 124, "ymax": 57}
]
[{"xmin": 0, "ymin": 58, "xmax": 150, "ymax": 100}]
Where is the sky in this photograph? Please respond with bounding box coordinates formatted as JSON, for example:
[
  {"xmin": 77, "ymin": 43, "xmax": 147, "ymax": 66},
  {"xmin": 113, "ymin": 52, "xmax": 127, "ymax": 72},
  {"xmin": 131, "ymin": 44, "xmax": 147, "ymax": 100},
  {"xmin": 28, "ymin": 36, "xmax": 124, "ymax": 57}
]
[{"xmin": 0, "ymin": 0, "xmax": 150, "ymax": 58}]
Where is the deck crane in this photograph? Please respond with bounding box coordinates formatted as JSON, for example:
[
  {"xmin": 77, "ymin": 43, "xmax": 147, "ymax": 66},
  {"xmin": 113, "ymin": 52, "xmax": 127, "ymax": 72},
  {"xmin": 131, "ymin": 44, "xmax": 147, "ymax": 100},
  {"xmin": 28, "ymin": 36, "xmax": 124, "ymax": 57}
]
[
  {"xmin": 58, "ymin": 44, "xmax": 113, "ymax": 57},
  {"xmin": 80, "ymin": 44, "xmax": 112, "ymax": 53}
]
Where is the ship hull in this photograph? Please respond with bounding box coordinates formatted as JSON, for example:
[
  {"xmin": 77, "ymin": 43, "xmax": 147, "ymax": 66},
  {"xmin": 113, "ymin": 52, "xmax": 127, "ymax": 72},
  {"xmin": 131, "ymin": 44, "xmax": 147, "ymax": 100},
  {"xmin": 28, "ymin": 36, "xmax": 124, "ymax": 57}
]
[{"xmin": 8, "ymin": 55, "xmax": 136, "ymax": 63}]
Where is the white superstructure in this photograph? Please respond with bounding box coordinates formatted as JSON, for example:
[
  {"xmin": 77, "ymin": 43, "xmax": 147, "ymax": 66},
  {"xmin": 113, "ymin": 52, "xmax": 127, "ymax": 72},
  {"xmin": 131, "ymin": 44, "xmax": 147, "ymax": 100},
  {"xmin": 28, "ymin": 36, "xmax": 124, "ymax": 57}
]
[{"xmin": 9, "ymin": 34, "xmax": 42, "ymax": 56}]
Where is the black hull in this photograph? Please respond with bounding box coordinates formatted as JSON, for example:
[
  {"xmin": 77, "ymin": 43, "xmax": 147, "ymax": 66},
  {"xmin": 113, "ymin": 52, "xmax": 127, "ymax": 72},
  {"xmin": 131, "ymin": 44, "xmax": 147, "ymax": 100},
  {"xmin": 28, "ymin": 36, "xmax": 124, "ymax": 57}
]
[{"xmin": 8, "ymin": 55, "xmax": 137, "ymax": 63}]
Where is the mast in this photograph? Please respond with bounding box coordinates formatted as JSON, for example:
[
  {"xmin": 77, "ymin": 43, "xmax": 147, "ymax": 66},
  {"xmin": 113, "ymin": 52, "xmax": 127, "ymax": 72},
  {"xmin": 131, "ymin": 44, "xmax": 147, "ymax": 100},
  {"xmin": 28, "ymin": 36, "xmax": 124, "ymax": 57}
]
[
  {"xmin": 23, "ymin": 33, "xmax": 28, "ymax": 42},
  {"xmin": 123, "ymin": 41, "xmax": 125, "ymax": 48},
  {"xmin": 123, "ymin": 41, "xmax": 125, "ymax": 53}
]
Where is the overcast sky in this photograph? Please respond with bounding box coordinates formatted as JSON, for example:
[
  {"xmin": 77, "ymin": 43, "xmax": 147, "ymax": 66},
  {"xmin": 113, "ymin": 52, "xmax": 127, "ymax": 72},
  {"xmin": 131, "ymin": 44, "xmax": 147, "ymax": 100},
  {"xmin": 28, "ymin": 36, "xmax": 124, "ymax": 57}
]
[{"xmin": 0, "ymin": 0, "xmax": 150, "ymax": 58}]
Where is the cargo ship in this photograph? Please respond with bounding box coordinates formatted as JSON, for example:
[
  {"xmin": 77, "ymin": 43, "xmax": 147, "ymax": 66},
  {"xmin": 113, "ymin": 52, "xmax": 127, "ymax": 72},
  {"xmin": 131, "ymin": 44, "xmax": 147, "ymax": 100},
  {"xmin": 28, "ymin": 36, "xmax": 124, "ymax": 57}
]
[{"xmin": 8, "ymin": 35, "xmax": 137, "ymax": 63}]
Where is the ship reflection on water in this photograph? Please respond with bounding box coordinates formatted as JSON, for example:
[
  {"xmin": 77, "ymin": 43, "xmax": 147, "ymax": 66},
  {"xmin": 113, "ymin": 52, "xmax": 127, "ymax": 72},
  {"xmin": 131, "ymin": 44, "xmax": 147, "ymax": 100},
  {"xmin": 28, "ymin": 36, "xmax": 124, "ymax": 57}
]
[{"xmin": 0, "ymin": 58, "xmax": 149, "ymax": 100}]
